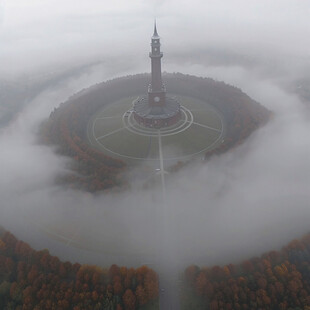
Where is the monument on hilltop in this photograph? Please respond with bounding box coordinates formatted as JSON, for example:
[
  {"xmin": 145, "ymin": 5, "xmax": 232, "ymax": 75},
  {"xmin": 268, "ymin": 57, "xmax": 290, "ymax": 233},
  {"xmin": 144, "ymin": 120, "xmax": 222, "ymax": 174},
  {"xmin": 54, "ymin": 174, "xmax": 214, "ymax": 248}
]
[{"xmin": 133, "ymin": 22, "xmax": 181, "ymax": 128}]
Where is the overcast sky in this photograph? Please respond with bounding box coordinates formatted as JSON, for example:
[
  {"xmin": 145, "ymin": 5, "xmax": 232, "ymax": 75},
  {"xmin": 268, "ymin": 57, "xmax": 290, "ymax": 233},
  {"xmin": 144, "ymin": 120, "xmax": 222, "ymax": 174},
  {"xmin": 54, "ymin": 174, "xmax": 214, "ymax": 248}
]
[
  {"xmin": 1, "ymin": 0, "xmax": 309, "ymax": 81},
  {"xmin": 0, "ymin": 0, "xmax": 310, "ymax": 271}
]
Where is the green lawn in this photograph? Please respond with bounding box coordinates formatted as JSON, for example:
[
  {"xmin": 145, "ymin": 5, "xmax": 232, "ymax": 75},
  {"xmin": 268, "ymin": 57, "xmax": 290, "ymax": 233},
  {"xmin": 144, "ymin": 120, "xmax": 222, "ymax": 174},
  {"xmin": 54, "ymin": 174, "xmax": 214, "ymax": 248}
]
[{"xmin": 87, "ymin": 95, "xmax": 225, "ymax": 165}]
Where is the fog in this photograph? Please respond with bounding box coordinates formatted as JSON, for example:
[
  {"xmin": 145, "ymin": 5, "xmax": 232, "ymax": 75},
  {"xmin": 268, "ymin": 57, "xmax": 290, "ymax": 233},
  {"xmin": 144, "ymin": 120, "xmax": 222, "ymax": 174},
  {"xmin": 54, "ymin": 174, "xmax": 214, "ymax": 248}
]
[{"xmin": 1, "ymin": 0, "xmax": 310, "ymax": 285}]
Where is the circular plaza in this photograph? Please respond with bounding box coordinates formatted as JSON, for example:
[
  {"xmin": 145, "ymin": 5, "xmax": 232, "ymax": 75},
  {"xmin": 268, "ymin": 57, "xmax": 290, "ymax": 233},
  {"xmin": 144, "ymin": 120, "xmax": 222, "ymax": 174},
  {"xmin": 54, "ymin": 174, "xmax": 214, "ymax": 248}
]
[{"xmin": 87, "ymin": 94, "xmax": 225, "ymax": 168}]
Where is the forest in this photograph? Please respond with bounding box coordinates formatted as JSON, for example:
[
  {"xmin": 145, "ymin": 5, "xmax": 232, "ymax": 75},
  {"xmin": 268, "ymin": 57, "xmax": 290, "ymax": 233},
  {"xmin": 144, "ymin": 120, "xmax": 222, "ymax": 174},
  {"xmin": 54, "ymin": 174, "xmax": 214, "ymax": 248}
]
[
  {"xmin": 184, "ymin": 233, "xmax": 310, "ymax": 310},
  {"xmin": 2, "ymin": 228, "xmax": 310, "ymax": 310},
  {"xmin": 41, "ymin": 73, "xmax": 270, "ymax": 192},
  {"xmin": 0, "ymin": 228, "xmax": 159, "ymax": 310}
]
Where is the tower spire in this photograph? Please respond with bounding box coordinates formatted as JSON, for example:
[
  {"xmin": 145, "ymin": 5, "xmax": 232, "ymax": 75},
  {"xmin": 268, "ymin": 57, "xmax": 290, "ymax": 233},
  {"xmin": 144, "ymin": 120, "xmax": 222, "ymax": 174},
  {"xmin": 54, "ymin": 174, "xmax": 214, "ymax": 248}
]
[{"xmin": 153, "ymin": 19, "xmax": 159, "ymax": 37}]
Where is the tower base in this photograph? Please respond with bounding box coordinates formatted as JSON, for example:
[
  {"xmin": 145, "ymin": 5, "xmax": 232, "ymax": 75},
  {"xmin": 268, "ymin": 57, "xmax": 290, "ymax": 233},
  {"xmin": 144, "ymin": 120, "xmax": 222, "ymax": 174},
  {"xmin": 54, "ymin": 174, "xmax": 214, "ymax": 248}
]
[{"xmin": 133, "ymin": 96, "xmax": 181, "ymax": 129}]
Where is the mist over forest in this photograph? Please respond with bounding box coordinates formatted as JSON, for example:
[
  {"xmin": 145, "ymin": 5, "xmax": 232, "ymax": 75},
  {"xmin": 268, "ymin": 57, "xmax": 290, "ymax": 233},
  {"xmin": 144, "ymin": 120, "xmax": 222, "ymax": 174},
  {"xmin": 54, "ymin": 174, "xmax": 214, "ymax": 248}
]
[{"xmin": 0, "ymin": 0, "xmax": 310, "ymax": 275}]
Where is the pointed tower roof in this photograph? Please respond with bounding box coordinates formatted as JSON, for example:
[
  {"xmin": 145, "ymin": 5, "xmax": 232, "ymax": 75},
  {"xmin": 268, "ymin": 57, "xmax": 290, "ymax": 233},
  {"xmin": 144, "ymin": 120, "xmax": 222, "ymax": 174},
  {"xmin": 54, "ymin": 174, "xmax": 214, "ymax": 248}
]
[{"xmin": 152, "ymin": 20, "xmax": 160, "ymax": 38}]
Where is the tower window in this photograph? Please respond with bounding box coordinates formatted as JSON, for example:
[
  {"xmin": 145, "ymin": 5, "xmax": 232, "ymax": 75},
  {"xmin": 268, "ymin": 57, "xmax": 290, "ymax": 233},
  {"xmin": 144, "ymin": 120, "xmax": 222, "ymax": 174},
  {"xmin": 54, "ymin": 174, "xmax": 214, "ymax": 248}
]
[{"xmin": 154, "ymin": 48, "xmax": 158, "ymax": 51}]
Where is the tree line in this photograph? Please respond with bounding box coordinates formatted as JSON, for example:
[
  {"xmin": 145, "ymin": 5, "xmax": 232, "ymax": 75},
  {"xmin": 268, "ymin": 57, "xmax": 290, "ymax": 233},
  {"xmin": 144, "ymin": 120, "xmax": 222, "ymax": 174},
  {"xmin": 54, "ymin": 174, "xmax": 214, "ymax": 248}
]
[
  {"xmin": 41, "ymin": 73, "xmax": 270, "ymax": 192},
  {"xmin": 184, "ymin": 233, "xmax": 310, "ymax": 310},
  {"xmin": 0, "ymin": 229, "xmax": 159, "ymax": 310}
]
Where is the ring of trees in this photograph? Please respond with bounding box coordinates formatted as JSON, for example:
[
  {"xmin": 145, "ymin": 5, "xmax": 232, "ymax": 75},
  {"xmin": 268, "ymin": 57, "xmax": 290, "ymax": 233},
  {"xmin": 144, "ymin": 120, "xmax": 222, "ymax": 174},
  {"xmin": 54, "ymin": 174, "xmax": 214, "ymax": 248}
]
[
  {"xmin": 184, "ymin": 233, "xmax": 310, "ymax": 310},
  {"xmin": 0, "ymin": 229, "xmax": 159, "ymax": 310},
  {"xmin": 41, "ymin": 73, "xmax": 270, "ymax": 192}
]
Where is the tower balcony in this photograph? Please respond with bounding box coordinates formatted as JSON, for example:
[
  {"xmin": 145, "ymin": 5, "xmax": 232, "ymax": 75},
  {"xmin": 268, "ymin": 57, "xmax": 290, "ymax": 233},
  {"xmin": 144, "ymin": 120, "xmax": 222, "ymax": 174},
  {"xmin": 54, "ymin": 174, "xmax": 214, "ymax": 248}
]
[{"xmin": 149, "ymin": 52, "xmax": 163, "ymax": 58}]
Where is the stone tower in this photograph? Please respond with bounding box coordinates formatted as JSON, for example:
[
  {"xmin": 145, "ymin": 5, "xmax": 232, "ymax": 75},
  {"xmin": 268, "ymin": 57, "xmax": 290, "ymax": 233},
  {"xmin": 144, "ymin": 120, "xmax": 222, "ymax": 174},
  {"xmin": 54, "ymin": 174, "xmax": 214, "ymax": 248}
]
[
  {"xmin": 133, "ymin": 22, "xmax": 181, "ymax": 128},
  {"xmin": 148, "ymin": 22, "xmax": 166, "ymax": 107}
]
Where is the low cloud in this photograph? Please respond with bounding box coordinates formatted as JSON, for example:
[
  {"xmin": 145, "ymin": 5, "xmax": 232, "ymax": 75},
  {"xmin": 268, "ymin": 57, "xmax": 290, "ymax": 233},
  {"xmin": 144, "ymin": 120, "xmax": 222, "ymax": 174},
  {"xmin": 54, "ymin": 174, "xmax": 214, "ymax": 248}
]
[{"xmin": 0, "ymin": 0, "xmax": 309, "ymax": 273}]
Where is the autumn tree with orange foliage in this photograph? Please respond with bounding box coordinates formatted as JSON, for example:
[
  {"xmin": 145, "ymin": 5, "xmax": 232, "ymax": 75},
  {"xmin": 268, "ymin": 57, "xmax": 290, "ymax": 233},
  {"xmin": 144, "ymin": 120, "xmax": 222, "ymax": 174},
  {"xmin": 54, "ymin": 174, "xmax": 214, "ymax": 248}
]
[
  {"xmin": 0, "ymin": 230, "xmax": 159, "ymax": 309},
  {"xmin": 185, "ymin": 232, "xmax": 310, "ymax": 310}
]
